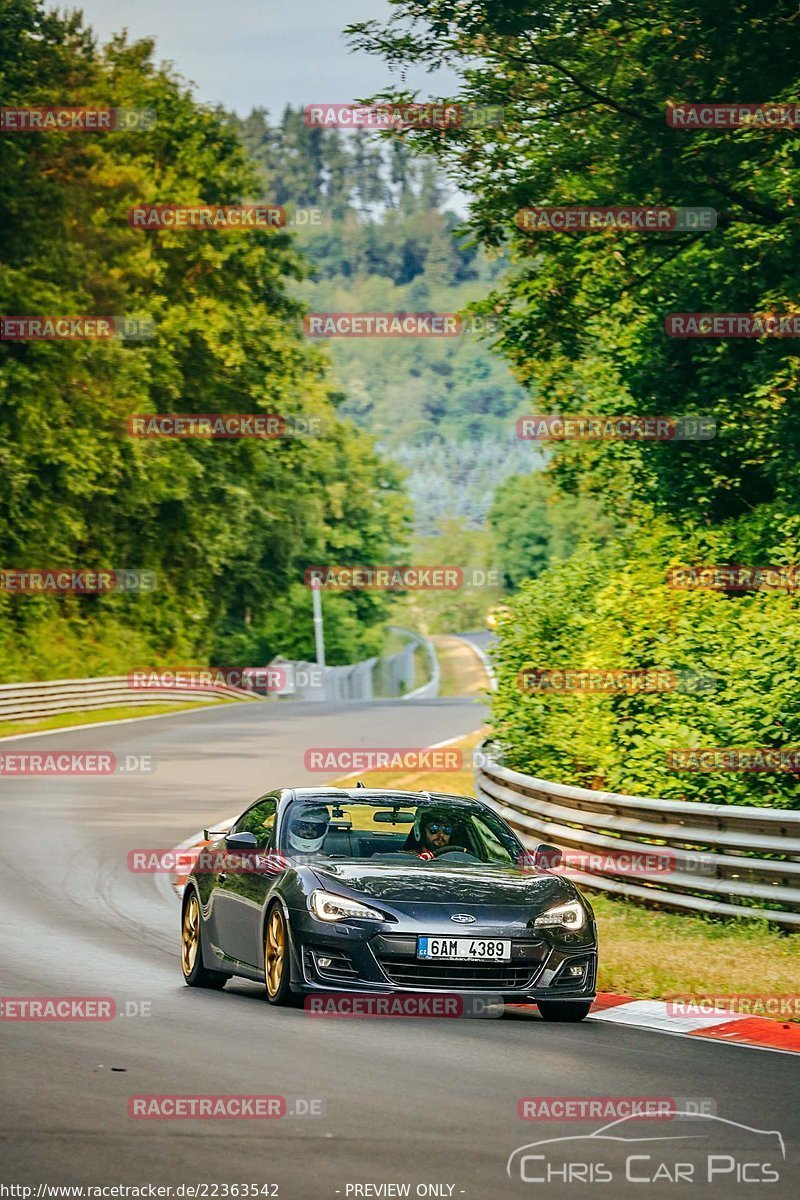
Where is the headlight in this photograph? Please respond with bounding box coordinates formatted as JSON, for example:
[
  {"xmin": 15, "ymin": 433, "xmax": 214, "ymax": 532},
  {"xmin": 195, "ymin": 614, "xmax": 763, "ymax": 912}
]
[
  {"xmin": 309, "ymin": 890, "xmax": 385, "ymax": 923},
  {"xmin": 534, "ymin": 900, "xmax": 586, "ymax": 931}
]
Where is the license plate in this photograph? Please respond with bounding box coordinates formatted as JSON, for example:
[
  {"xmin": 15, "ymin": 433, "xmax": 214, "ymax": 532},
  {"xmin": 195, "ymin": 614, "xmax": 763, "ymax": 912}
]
[{"xmin": 417, "ymin": 937, "xmax": 511, "ymax": 962}]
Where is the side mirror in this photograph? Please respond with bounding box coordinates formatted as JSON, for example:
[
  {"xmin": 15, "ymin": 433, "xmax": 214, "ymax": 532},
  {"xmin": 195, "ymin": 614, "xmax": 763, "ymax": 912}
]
[
  {"xmin": 204, "ymin": 825, "xmax": 232, "ymax": 840},
  {"xmin": 534, "ymin": 843, "xmax": 563, "ymax": 871},
  {"xmin": 225, "ymin": 831, "xmax": 258, "ymax": 850}
]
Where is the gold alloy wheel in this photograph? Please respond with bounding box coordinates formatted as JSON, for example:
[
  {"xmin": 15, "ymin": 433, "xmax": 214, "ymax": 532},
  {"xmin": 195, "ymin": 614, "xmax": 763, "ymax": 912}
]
[
  {"xmin": 181, "ymin": 893, "xmax": 200, "ymax": 976},
  {"xmin": 265, "ymin": 907, "xmax": 286, "ymax": 997}
]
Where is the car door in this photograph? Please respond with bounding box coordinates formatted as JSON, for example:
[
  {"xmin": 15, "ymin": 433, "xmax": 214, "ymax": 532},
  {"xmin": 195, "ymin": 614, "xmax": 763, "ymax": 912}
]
[{"xmin": 211, "ymin": 792, "xmax": 280, "ymax": 966}]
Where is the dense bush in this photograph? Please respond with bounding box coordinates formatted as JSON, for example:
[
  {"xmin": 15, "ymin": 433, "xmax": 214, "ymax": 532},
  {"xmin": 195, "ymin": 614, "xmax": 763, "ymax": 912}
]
[{"xmin": 491, "ymin": 520, "xmax": 800, "ymax": 808}]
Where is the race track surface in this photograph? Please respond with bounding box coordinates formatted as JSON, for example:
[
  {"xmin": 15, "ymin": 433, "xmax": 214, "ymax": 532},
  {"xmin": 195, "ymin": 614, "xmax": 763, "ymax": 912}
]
[{"xmin": 1, "ymin": 696, "xmax": 798, "ymax": 1198}]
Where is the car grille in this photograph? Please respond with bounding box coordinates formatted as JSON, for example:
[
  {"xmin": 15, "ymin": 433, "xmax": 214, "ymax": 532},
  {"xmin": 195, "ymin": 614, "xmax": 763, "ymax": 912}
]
[
  {"xmin": 372, "ymin": 934, "xmax": 546, "ymax": 991},
  {"xmin": 377, "ymin": 959, "xmax": 536, "ymax": 989}
]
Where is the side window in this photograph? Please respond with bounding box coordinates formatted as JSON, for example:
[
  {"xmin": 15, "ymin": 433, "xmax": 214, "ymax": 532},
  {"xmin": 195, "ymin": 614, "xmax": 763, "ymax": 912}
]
[
  {"xmin": 233, "ymin": 793, "xmax": 279, "ymax": 848},
  {"xmin": 470, "ymin": 814, "xmax": 518, "ymax": 864}
]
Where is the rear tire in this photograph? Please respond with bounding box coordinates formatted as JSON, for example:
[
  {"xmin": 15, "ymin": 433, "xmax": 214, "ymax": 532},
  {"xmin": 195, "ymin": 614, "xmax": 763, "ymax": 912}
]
[
  {"xmin": 181, "ymin": 890, "xmax": 229, "ymax": 989},
  {"xmin": 536, "ymin": 1000, "xmax": 592, "ymax": 1022}
]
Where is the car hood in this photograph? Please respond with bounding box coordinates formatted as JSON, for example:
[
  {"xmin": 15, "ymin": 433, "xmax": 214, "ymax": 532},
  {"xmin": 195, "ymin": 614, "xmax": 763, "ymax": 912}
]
[{"xmin": 308, "ymin": 860, "xmax": 575, "ymax": 909}]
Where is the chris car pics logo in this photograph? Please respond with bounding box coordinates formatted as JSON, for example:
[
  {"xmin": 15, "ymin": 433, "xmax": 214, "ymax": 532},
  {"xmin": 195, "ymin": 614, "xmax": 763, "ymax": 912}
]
[{"xmin": 507, "ymin": 1112, "xmax": 785, "ymax": 1186}]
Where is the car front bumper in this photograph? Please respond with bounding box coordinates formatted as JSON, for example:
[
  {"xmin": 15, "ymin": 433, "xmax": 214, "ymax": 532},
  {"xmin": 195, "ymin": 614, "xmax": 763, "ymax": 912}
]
[{"xmin": 289, "ymin": 909, "xmax": 597, "ymax": 1003}]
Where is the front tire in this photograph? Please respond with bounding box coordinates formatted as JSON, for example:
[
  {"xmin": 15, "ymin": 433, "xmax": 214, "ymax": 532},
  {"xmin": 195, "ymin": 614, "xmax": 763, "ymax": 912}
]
[
  {"xmin": 264, "ymin": 904, "xmax": 300, "ymax": 1006},
  {"xmin": 181, "ymin": 890, "xmax": 228, "ymax": 989},
  {"xmin": 537, "ymin": 1000, "xmax": 592, "ymax": 1022}
]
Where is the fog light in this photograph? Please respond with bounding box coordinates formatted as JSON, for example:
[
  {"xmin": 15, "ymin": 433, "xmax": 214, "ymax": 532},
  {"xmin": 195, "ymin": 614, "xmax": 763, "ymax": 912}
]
[
  {"xmin": 567, "ymin": 964, "xmax": 585, "ymax": 978},
  {"xmin": 317, "ymin": 956, "xmax": 332, "ymax": 968}
]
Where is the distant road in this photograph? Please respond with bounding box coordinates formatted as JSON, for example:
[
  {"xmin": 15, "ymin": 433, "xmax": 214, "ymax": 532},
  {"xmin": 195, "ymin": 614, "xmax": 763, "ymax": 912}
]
[
  {"xmin": 458, "ymin": 628, "xmax": 494, "ymax": 653},
  {"xmin": 455, "ymin": 629, "xmax": 497, "ymax": 687}
]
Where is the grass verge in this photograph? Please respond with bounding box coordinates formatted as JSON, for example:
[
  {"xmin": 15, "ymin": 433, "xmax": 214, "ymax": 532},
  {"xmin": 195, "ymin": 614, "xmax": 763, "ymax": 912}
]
[
  {"xmin": 0, "ymin": 696, "xmax": 241, "ymax": 740},
  {"xmin": 590, "ymin": 894, "xmax": 799, "ymax": 1007},
  {"xmin": 333, "ymin": 730, "xmax": 800, "ymax": 1017}
]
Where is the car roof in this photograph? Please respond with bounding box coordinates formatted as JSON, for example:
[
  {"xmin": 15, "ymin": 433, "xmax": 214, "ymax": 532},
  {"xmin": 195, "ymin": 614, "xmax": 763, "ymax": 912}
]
[{"xmin": 288, "ymin": 787, "xmax": 480, "ymax": 806}]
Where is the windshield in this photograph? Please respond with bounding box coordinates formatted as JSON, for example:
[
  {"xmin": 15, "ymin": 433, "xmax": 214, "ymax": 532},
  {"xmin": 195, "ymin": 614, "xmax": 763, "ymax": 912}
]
[{"xmin": 280, "ymin": 797, "xmax": 525, "ymax": 866}]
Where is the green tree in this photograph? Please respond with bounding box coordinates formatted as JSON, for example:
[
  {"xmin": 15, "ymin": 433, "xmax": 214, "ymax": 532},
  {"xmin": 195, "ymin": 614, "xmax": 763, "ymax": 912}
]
[
  {"xmin": 0, "ymin": 0, "xmax": 409, "ymax": 681},
  {"xmin": 488, "ymin": 473, "xmax": 612, "ymax": 588},
  {"xmin": 348, "ymin": 0, "xmax": 800, "ymax": 533}
]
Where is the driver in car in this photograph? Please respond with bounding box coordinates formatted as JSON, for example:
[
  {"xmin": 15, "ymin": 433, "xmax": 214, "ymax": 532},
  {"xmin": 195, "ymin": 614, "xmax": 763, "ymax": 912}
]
[
  {"xmin": 287, "ymin": 806, "xmax": 330, "ymax": 856},
  {"xmin": 406, "ymin": 809, "xmax": 457, "ymax": 859}
]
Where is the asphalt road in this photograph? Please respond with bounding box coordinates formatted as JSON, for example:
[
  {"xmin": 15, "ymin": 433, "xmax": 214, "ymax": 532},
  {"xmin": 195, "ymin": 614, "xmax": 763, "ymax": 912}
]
[{"xmin": 1, "ymin": 695, "xmax": 798, "ymax": 1199}]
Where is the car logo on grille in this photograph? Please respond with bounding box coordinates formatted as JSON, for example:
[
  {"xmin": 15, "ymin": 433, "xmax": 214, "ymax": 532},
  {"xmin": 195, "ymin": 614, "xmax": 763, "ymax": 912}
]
[{"xmin": 450, "ymin": 913, "xmax": 476, "ymax": 924}]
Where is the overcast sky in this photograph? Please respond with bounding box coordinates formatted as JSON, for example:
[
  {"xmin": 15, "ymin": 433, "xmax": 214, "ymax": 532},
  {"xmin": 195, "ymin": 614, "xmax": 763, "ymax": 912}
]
[{"xmin": 71, "ymin": 0, "xmax": 460, "ymax": 117}]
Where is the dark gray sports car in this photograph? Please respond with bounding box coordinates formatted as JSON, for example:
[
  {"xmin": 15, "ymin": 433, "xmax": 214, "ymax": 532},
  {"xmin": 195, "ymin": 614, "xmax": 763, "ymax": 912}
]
[{"xmin": 181, "ymin": 787, "xmax": 598, "ymax": 1020}]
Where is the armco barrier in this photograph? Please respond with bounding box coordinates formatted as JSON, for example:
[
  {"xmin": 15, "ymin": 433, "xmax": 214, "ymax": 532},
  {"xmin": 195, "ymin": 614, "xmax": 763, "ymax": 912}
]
[
  {"xmin": 474, "ymin": 742, "xmax": 800, "ymax": 929},
  {"xmin": 0, "ymin": 675, "xmax": 259, "ymax": 724},
  {"xmin": 391, "ymin": 627, "xmax": 440, "ymax": 701},
  {"xmin": 273, "ymin": 656, "xmax": 381, "ymax": 703},
  {"xmin": 272, "ymin": 628, "xmax": 440, "ymax": 703},
  {"xmin": 0, "ymin": 628, "xmax": 440, "ymax": 723}
]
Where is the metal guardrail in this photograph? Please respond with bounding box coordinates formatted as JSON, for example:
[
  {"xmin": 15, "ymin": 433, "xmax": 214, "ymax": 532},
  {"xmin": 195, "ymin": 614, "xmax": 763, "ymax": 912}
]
[
  {"xmin": 271, "ymin": 655, "xmax": 381, "ymax": 703},
  {"xmin": 474, "ymin": 742, "xmax": 800, "ymax": 929},
  {"xmin": 0, "ymin": 675, "xmax": 259, "ymax": 723},
  {"xmin": 392, "ymin": 627, "xmax": 440, "ymax": 701},
  {"xmin": 273, "ymin": 628, "xmax": 440, "ymax": 703},
  {"xmin": 0, "ymin": 628, "xmax": 441, "ymax": 724}
]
